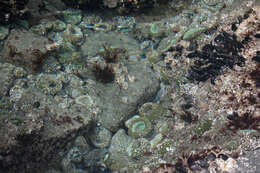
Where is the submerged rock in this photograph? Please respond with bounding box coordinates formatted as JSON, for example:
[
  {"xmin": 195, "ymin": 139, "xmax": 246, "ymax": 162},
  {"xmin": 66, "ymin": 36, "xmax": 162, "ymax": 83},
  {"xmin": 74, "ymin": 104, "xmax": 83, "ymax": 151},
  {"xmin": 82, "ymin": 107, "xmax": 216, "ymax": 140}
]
[
  {"xmin": 94, "ymin": 60, "xmax": 159, "ymax": 132},
  {"xmin": 0, "ymin": 29, "xmax": 53, "ymax": 72},
  {"xmin": 81, "ymin": 32, "xmax": 140, "ymax": 57},
  {"xmin": 88, "ymin": 126, "xmax": 112, "ymax": 148}
]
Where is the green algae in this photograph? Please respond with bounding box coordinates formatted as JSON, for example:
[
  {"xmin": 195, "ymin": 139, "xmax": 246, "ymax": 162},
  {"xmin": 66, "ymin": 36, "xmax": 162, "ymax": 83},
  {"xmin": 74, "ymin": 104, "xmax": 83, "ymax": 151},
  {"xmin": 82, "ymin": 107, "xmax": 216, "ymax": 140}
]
[
  {"xmin": 194, "ymin": 119, "xmax": 212, "ymax": 136},
  {"xmin": 157, "ymin": 139, "xmax": 176, "ymax": 155}
]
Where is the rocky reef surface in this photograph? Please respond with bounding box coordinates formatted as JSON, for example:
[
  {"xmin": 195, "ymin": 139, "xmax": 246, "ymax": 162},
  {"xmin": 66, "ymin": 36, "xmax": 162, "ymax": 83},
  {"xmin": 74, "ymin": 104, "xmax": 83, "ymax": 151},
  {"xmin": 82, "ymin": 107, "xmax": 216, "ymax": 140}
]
[{"xmin": 0, "ymin": 0, "xmax": 259, "ymax": 173}]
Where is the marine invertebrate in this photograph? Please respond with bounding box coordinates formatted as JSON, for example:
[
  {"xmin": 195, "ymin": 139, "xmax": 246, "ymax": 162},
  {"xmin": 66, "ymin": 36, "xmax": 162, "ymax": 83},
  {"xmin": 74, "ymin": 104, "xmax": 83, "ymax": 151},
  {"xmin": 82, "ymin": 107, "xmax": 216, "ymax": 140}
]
[
  {"xmin": 99, "ymin": 43, "xmax": 126, "ymax": 63},
  {"xmin": 125, "ymin": 115, "xmax": 152, "ymax": 138},
  {"xmin": 91, "ymin": 44, "xmax": 127, "ymax": 83},
  {"xmin": 127, "ymin": 138, "xmax": 151, "ymax": 158},
  {"xmin": 92, "ymin": 64, "xmax": 115, "ymax": 83}
]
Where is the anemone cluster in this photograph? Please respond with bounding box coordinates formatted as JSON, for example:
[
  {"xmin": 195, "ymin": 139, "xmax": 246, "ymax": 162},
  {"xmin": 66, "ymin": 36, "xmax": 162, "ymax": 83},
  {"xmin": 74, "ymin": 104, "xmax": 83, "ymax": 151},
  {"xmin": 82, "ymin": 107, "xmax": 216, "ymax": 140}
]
[{"xmin": 186, "ymin": 31, "xmax": 245, "ymax": 83}]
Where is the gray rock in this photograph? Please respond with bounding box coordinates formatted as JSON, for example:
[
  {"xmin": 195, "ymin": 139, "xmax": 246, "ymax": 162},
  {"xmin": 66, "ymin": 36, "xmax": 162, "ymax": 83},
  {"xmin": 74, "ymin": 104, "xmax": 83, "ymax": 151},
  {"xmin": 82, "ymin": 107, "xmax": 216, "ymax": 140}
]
[
  {"xmin": 82, "ymin": 148, "xmax": 109, "ymax": 168},
  {"xmin": 0, "ymin": 85, "xmax": 93, "ymax": 172},
  {"xmin": 96, "ymin": 60, "xmax": 159, "ymax": 132},
  {"xmin": 0, "ymin": 29, "xmax": 53, "ymax": 72},
  {"xmin": 235, "ymin": 149, "xmax": 260, "ymax": 173},
  {"xmin": 81, "ymin": 32, "xmax": 140, "ymax": 57},
  {"xmin": 0, "ymin": 63, "xmax": 15, "ymax": 96},
  {"xmin": 109, "ymin": 129, "xmax": 133, "ymax": 155},
  {"xmin": 88, "ymin": 126, "xmax": 112, "ymax": 148}
]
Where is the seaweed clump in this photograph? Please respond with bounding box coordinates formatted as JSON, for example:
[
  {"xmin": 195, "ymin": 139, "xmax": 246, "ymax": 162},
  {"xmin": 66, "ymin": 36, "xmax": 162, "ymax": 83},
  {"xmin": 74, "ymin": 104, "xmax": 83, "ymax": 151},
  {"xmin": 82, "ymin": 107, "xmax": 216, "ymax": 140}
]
[
  {"xmin": 186, "ymin": 31, "xmax": 245, "ymax": 83},
  {"xmin": 92, "ymin": 44, "xmax": 126, "ymax": 83},
  {"xmin": 92, "ymin": 64, "xmax": 115, "ymax": 83}
]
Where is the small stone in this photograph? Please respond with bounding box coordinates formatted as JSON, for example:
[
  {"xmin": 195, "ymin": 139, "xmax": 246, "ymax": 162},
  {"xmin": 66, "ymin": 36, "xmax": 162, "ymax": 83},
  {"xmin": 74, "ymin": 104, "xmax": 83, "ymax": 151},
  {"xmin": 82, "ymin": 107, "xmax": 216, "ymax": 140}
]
[
  {"xmin": 199, "ymin": 159, "xmax": 209, "ymax": 168},
  {"xmin": 52, "ymin": 20, "xmax": 67, "ymax": 31},
  {"xmin": 218, "ymin": 154, "xmax": 229, "ymax": 161},
  {"xmin": 88, "ymin": 126, "xmax": 112, "ymax": 148},
  {"xmin": 206, "ymin": 153, "xmax": 216, "ymax": 161},
  {"xmin": 62, "ymin": 24, "xmax": 84, "ymax": 45}
]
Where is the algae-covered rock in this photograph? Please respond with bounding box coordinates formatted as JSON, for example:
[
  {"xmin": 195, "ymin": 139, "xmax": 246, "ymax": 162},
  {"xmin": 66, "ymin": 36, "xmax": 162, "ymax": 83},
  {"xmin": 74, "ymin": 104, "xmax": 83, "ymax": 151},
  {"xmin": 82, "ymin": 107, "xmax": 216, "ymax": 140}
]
[
  {"xmin": 81, "ymin": 32, "xmax": 140, "ymax": 57},
  {"xmin": 36, "ymin": 73, "xmax": 65, "ymax": 95},
  {"xmin": 0, "ymin": 63, "xmax": 15, "ymax": 96},
  {"xmin": 95, "ymin": 60, "xmax": 159, "ymax": 132},
  {"xmin": 0, "ymin": 29, "xmax": 53, "ymax": 72},
  {"xmin": 0, "ymin": 83, "xmax": 93, "ymax": 172},
  {"xmin": 127, "ymin": 138, "xmax": 151, "ymax": 158},
  {"xmin": 139, "ymin": 102, "xmax": 164, "ymax": 121},
  {"xmin": 109, "ymin": 129, "xmax": 134, "ymax": 155},
  {"xmin": 194, "ymin": 118, "xmax": 212, "ymax": 136}
]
